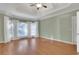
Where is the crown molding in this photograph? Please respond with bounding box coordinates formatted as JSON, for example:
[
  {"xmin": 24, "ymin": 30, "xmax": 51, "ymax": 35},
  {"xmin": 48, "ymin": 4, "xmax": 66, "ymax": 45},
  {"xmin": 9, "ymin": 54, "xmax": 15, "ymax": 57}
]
[
  {"xmin": 39, "ymin": 4, "xmax": 71, "ymax": 18},
  {"xmin": 39, "ymin": 4, "xmax": 79, "ymax": 20}
]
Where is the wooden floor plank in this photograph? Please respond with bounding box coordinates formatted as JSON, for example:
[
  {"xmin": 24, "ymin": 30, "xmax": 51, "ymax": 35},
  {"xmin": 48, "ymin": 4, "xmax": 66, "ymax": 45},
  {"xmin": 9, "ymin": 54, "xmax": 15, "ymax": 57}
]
[{"xmin": 0, "ymin": 38, "xmax": 77, "ymax": 55}]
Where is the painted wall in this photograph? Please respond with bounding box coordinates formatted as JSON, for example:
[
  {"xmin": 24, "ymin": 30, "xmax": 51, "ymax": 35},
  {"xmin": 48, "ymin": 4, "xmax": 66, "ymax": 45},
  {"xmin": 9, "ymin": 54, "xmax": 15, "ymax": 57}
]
[
  {"xmin": 0, "ymin": 14, "xmax": 4, "ymax": 43},
  {"xmin": 40, "ymin": 12, "xmax": 76, "ymax": 42}
]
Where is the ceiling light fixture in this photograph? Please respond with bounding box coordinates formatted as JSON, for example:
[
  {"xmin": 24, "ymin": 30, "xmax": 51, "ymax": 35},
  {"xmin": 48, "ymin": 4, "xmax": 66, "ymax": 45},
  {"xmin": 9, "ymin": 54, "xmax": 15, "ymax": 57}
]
[
  {"xmin": 30, "ymin": 3, "xmax": 47, "ymax": 10},
  {"xmin": 36, "ymin": 3, "xmax": 42, "ymax": 8}
]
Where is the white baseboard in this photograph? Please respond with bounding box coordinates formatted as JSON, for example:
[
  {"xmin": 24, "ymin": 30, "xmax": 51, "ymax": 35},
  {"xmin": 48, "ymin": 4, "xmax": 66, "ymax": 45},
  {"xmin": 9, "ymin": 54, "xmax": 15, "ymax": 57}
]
[
  {"xmin": 40, "ymin": 36, "xmax": 76, "ymax": 45},
  {"xmin": 0, "ymin": 41, "xmax": 5, "ymax": 43},
  {"xmin": 0, "ymin": 39, "xmax": 11, "ymax": 44},
  {"xmin": 0, "ymin": 36, "xmax": 76, "ymax": 45}
]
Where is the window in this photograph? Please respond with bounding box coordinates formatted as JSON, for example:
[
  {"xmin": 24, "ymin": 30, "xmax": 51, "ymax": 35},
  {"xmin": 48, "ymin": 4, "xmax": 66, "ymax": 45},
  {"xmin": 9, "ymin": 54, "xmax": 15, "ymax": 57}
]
[
  {"xmin": 8, "ymin": 20, "xmax": 14, "ymax": 39},
  {"xmin": 30, "ymin": 22, "xmax": 38, "ymax": 37},
  {"xmin": 17, "ymin": 22, "xmax": 28, "ymax": 38},
  {"xmin": 7, "ymin": 20, "xmax": 38, "ymax": 40}
]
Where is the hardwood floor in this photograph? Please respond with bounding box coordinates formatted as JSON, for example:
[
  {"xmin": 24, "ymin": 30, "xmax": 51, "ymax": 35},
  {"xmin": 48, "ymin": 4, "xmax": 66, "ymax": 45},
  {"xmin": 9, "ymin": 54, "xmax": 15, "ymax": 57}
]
[{"xmin": 0, "ymin": 38, "xmax": 77, "ymax": 55}]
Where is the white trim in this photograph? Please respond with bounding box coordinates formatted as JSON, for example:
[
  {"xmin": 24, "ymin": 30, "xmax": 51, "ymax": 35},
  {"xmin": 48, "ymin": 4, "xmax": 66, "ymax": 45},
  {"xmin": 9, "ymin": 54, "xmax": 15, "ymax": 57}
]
[
  {"xmin": 0, "ymin": 40, "xmax": 11, "ymax": 43},
  {"xmin": 72, "ymin": 16, "xmax": 77, "ymax": 44},
  {"xmin": 0, "ymin": 41, "xmax": 5, "ymax": 43},
  {"xmin": 77, "ymin": 12, "xmax": 79, "ymax": 53},
  {"xmin": 54, "ymin": 38, "xmax": 76, "ymax": 45},
  {"xmin": 41, "ymin": 36, "xmax": 76, "ymax": 45},
  {"xmin": 40, "ymin": 4, "xmax": 79, "ymax": 20},
  {"xmin": 40, "ymin": 9, "xmax": 76, "ymax": 20},
  {"xmin": 40, "ymin": 36, "xmax": 54, "ymax": 40},
  {"xmin": 38, "ymin": 4, "xmax": 71, "ymax": 19}
]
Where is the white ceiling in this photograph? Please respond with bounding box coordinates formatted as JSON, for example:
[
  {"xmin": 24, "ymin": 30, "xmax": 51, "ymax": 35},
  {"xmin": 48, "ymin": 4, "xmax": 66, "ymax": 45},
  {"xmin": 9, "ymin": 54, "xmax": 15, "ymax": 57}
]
[{"xmin": 0, "ymin": 3, "xmax": 79, "ymax": 20}]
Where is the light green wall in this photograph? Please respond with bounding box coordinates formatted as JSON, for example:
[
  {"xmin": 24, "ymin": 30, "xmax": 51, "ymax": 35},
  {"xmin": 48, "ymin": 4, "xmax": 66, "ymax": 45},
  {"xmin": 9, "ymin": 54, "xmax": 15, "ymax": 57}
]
[
  {"xmin": 0, "ymin": 14, "xmax": 4, "ymax": 43},
  {"xmin": 40, "ymin": 12, "xmax": 76, "ymax": 42}
]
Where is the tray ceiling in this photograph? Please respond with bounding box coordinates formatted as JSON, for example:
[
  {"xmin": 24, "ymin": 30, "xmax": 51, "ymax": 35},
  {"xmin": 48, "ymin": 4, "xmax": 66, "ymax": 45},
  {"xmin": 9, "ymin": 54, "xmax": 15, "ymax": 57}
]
[{"xmin": 0, "ymin": 3, "xmax": 78, "ymax": 20}]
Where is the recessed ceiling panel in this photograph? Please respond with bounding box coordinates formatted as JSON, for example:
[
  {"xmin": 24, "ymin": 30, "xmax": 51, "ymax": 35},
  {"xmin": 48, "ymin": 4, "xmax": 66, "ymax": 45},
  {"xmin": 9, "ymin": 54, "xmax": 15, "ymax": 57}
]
[{"xmin": 0, "ymin": 3, "xmax": 72, "ymax": 20}]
